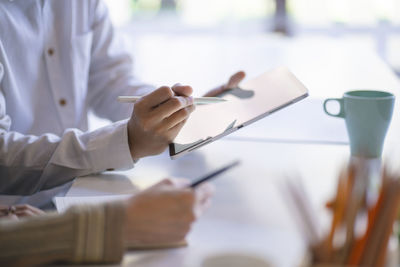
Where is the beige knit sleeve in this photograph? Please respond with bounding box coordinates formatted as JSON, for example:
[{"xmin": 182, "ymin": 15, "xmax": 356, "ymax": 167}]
[{"xmin": 0, "ymin": 201, "xmax": 126, "ymax": 266}]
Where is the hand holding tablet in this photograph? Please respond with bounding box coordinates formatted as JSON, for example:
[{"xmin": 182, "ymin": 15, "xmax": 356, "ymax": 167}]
[
  {"xmin": 125, "ymin": 84, "xmax": 195, "ymax": 160},
  {"xmin": 120, "ymin": 67, "xmax": 309, "ymax": 159}
]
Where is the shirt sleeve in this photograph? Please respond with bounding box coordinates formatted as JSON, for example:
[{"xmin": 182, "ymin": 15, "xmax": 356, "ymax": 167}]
[
  {"xmin": 87, "ymin": 0, "xmax": 155, "ymax": 122},
  {"xmin": 0, "ymin": 201, "xmax": 126, "ymax": 266},
  {"xmin": 0, "ymin": 87, "xmax": 134, "ymax": 195}
]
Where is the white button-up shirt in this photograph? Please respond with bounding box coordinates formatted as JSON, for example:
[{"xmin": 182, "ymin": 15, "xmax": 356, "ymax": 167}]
[{"xmin": 0, "ymin": 0, "xmax": 153, "ymax": 206}]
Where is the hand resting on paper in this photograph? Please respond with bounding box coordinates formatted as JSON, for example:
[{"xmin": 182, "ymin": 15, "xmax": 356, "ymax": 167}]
[{"xmin": 124, "ymin": 178, "xmax": 214, "ymax": 247}]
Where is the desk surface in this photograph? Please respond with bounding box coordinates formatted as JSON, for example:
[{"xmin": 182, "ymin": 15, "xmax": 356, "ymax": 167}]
[
  {"xmin": 73, "ymin": 35, "xmax": 400, "ymax": 267},
  {"xmin": 69, "ymin": 140, "xmax": 349, "ymax": 267}
]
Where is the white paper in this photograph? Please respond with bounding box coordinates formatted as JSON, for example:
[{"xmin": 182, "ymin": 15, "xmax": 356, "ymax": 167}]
[
  {"xmin": 65, "ymin": 173, "xmax": 139, "ymax": 196},
  {"xmin": 53, "ymin": 195, "xmax": 131, "ymax": 213}
]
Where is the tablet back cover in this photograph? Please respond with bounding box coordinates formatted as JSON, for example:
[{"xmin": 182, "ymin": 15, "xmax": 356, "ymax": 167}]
[{"xmin": 169, "ymin": 67, "xmax": 309, "ymax": 157}]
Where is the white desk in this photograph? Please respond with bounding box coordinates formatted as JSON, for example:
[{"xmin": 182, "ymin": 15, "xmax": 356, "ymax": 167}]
[
  {"xmin": 70, "ymin": 35, "xmax": 400, "ymax": 267},
  {"xmin": 68, "ymin": 141, "xmax": 348, "ymax": 267}
]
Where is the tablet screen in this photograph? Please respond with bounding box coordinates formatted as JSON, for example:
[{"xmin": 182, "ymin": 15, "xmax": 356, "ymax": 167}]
[{"xmin": 169, "ymin": 67, "xmax": 309, "ymax": 157}]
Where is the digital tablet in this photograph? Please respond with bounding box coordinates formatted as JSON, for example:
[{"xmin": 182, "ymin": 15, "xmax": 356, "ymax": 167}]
[{"xmin": 169, "ymin": 67, "xmax": 309, "ymax": 158}]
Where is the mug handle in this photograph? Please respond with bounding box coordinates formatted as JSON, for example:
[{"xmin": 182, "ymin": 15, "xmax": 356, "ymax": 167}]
[{"xmin": 323, "ymin": 98, "xmax": 345, "ymax": 118}]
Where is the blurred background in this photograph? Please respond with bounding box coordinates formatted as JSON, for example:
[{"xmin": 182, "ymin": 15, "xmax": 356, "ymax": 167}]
[
  {"xmin": 104, "ymin": 0, "xmax": 400, "ymax": 76},
  {"xmin": 92, "ymin": 0, "xmax": 400, "ymax": 128}
]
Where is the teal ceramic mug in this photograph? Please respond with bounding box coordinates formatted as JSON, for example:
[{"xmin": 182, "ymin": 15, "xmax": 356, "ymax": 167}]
[{"xmin": 323, "ymin": 90, "xmax": 395, "ymax": 158}]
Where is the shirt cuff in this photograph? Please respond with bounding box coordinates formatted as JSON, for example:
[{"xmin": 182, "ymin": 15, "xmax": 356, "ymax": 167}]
[{"xmin": 87, "ymin": 119, "xmax": 134, "ymax": 172}]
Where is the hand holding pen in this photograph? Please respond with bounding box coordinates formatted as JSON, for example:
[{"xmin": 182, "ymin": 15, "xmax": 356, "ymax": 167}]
[
  {"xmin": 119, "ymin": 96, "xmax": 226, "ymax": 105},
  {"xmin": 123, "ymin": 71, "xmax": 245, "ymax": 161},
  {"xmin": 126, "ymin": 84, "xmax": 195, "ymax": 160}
]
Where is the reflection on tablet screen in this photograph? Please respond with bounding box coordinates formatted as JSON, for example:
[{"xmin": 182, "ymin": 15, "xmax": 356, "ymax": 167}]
[{"xmin": 217, "ymin": 87, "xmax": 255, "ymax": 99}]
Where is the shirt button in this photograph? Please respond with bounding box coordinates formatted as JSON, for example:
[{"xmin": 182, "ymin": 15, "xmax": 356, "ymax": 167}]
[
  {"xmin": 47, "ymin": 48, "xmax": 55, "ymax": 56},
  {"xmin": 59, "ymin": 98, "xmax": 67, "ymax": 106}
]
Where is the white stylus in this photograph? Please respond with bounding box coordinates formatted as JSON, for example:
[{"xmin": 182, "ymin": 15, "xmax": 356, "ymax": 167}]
[{"xmin": 117, "ymin": 96, "xmax": 227, "ymax": 105}]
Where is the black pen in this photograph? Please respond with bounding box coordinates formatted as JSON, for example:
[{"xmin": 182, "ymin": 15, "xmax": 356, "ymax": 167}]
[{"xmin": 189, "ymin": 160, "xmax": 241, "ymax": 188}]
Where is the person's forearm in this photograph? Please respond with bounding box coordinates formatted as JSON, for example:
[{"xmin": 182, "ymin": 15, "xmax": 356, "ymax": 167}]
[
  {"xmin": 0, "ymin": 120, "xmax": 134, "ymax": 195},
  {"xmin": 0, "ymin": 202, "xmax": 126, "ymax": 266}
]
